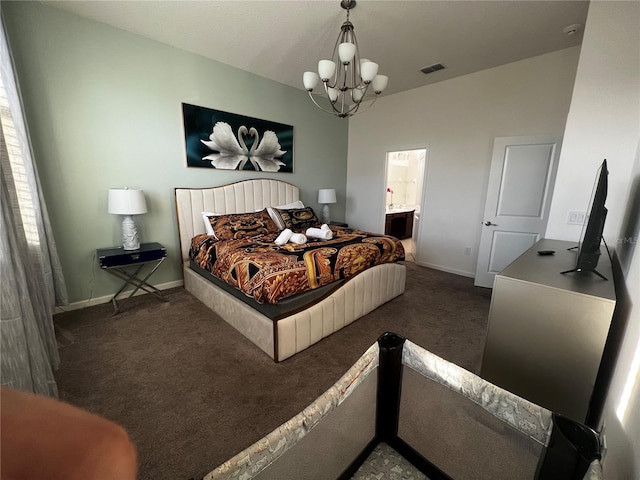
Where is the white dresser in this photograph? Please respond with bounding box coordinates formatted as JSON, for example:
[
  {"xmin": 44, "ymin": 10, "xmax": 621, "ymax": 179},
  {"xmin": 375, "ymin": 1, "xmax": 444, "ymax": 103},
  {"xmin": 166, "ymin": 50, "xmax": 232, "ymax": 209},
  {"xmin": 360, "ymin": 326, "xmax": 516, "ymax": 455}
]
[{"xmin": 480, "ymin": 238, "xmax": 616, "ymax": 426}]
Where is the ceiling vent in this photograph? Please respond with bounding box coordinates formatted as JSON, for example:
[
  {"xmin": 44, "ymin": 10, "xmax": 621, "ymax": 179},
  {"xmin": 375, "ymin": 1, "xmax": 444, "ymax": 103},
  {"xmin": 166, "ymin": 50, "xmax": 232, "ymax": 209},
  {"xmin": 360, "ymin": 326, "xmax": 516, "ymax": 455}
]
[{"xmin": 420, "ymin": 63, "xmax": 445, "ymax": 75}]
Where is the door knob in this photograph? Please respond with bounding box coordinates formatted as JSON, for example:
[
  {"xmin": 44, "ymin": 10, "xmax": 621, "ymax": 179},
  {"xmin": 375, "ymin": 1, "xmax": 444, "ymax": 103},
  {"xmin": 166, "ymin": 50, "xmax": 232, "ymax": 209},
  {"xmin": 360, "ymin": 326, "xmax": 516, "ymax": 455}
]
[{"xmin": 484, "ymin": 221, "xmax": 498, "ymax": 226}]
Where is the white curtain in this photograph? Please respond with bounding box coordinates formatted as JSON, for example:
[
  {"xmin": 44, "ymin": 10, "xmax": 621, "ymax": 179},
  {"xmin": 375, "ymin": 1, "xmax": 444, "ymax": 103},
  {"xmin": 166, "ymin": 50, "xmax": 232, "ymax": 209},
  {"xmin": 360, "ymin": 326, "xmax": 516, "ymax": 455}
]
[{"xmin": 1, "ymin": 19, "xmax": 68, "ymax": 397}]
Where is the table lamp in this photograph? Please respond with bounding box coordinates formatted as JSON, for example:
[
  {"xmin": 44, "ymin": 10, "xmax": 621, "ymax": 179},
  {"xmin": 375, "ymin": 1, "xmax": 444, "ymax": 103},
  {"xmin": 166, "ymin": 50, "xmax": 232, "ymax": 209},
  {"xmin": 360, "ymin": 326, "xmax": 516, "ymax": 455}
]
[
  {"xmin": 108, "ymin": 188, "xmax": 147, "ymax": 250},
  {"xmin": 317, "ymin": 188, "xmax": 337, "ymax": 225}
]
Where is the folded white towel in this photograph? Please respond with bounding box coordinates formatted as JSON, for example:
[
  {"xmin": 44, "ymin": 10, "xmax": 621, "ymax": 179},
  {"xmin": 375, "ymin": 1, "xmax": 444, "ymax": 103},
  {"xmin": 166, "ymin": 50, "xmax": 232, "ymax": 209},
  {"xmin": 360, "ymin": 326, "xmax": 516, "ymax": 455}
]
[
  {"xmin": 306, "ymin": 227, "xmax": 333, "ymax": 240},
  {"xmin": 320, "ymin": 224, "xmax": 331, "ymax": 231},
  {"xmin": 289, "ymin": 233, "xmax": 307, "ymax": 244},
  {"xmin": 275, "ymin": 228, "xmax": 293, "ymax": 246}
]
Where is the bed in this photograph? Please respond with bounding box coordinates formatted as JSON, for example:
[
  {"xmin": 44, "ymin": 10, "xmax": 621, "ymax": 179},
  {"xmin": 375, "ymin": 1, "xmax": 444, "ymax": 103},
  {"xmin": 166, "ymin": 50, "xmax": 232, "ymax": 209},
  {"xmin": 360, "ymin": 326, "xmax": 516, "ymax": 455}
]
[
  {"xmin": 204, "ymin": 332, "xmax": 603, "ymax": 480},
  {"xmin": 175, "ymin": 179, "xmax": 406, "ymax": 362}
]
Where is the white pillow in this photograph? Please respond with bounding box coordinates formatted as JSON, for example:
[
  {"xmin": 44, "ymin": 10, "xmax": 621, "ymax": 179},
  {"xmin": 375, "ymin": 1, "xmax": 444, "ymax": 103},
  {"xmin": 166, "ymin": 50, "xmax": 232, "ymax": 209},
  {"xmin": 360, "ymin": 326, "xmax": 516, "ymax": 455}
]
[
  {"xmin": 276, "ymin": 200, "xmax": 305, "ymax": 209},
  {"xmin": 267, "ymin": 201, "xmax": 305, "ymax": 230},
  {"xmin": 201, "ymin": 211, "xmax": 218, "ymax": 236}
]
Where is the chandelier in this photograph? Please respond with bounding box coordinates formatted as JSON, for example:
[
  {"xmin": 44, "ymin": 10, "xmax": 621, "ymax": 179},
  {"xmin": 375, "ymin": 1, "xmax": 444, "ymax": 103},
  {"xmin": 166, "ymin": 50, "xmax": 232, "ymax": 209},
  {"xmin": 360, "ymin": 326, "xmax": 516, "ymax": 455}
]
[{"xmin": 303, "ymin": 0, "xmax": 388, "ymax": 119}]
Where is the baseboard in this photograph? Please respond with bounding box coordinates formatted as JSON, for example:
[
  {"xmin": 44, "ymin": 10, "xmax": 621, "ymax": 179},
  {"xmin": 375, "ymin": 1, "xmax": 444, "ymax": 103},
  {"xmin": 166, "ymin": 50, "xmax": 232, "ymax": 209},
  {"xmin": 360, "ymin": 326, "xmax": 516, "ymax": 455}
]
[
  {"xmin": 415, "ymin": 261, "xmax": 475, "ymax": 279},
  {"xmin": 56, "ymin": 263, "xmax": 474, "ymax": 313},
  {"xmin": 55, "ymin": 279, "xmax": 184, "ymax": 313}
]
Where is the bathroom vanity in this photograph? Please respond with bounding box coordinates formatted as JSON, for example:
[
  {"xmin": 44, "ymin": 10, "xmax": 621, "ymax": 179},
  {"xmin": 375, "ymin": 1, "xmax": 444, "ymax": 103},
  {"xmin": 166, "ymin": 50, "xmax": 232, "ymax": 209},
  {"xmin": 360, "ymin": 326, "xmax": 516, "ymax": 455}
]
[{"xmin": 385, "ymin": 208, "xmax": 414, "ymax": 240}]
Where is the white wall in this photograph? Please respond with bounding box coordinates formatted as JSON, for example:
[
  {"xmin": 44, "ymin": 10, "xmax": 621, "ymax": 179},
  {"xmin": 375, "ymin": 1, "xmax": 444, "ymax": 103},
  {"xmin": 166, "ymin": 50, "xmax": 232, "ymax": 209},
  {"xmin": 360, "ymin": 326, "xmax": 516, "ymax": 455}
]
[
  {"xmin": 545, "ymin": 2, "xmax": 640, "ymax": 478},
  {"xmin": 347, "ymin": 47, "xmax": 580, "ymax": 277},
  {"xmin": 546, "ymin": 3, "xmax": 640, "ymax": 245}
]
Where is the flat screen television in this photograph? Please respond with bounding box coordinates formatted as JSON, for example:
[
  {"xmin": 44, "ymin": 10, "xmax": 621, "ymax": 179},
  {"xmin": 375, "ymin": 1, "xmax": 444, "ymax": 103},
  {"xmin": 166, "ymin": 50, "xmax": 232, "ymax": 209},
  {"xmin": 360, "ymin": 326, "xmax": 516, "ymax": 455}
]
[{"xmin": 561, "ymin": 159, "xmax": 609, "ymax": 280}]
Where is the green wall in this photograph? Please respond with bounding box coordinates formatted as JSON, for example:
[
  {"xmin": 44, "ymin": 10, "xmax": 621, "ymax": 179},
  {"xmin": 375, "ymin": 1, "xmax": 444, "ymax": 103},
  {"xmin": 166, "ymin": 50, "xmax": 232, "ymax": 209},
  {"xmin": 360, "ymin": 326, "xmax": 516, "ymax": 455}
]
[{"xmin": 3, "ymin": 2, "xmax": 348, "ymax": 304}]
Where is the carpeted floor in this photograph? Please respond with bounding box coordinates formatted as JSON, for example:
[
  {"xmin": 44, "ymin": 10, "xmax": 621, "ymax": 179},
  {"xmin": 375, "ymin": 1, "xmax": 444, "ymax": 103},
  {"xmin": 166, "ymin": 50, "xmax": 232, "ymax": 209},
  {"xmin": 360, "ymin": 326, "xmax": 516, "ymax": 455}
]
[{"xmin": 53, "ymin": 262, "xmax": 493, "ymax": 480}]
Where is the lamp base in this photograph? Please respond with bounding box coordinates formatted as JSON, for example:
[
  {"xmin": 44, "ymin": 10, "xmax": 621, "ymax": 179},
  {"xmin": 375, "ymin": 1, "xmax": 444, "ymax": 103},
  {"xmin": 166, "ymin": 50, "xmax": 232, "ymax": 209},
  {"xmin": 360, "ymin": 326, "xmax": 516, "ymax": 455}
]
[
  {"xmin": 322, "ymin": 204, "xmax": 331, "ymax": 225},
  {"xmin": 121, "ymin": 215, "xmax": 140, "ymax": 250}
]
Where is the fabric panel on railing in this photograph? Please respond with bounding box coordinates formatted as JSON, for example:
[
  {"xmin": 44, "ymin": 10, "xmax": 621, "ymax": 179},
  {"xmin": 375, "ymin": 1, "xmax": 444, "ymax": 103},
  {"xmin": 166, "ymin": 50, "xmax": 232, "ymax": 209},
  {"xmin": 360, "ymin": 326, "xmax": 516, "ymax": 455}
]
[
  {"xmin": 204, "ymin": 343, "xmax": 379, "ymax": 479},
  {"xmin": 402, "ymin": 339, "xmax": 553, "ymax": 446}
]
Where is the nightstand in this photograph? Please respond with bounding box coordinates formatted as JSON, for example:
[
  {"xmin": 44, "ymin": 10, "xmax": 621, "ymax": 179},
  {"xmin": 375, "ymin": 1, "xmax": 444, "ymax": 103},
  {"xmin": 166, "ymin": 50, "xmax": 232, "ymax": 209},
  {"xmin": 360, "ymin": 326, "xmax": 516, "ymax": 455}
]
[{"xmin": 97, "ymin": 242, "xmax": 168, "ymax": 314}]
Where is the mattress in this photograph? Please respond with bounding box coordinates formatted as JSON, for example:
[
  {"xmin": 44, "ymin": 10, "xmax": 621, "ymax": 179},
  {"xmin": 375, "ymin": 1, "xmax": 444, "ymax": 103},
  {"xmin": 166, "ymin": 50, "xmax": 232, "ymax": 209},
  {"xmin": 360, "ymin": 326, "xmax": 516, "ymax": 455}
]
[
  {"xmin": 189, "ymin": 260, "xmax": 343, "ymax": 320},
  {"xmin": 189, "ymin": 226, "xmax": 405, "ymax": 305}
]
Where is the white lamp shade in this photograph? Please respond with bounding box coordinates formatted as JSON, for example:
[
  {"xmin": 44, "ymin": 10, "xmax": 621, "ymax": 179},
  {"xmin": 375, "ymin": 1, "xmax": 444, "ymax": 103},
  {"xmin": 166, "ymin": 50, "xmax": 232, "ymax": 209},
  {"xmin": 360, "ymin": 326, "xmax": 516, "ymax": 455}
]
[
  {"xmin": 352, "ymin": 88, "xmax": 364, "ymax": 103},
  {"xmin": 318, "ymin": 60, "xmax": 336, "ymax": 81},
  {"xmin": 318, "ymin": 188, "xmax": 337, "ymax": 204},
  {"xmin": 360, "ymin": 61, "xmax": 379, "ymax": 83},
  {"xmin": 108, "ymin": 188, "xmax": 147, "ymax": 215},
  {"xmin": 303, "ymin": 71, "xmax": 319, "ymax": 91},
  {"xmin": 327, "ymin": 87, "xmax": 339, "ymax": 102},
  {"xmin": 338, "ymin": 42, "xmax": 356, "ymax": 64},
  {"xmin": 372, "ymin": 74, "xmax": 389, "ymax": 93}
]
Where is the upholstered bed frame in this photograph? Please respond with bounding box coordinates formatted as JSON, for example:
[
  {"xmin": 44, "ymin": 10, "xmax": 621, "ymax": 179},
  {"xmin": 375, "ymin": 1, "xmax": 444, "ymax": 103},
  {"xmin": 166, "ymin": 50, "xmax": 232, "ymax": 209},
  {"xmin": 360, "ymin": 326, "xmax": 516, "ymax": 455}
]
[{"xmin": 175, "ymin": 179, "xmax": 406, "ymax": 362}]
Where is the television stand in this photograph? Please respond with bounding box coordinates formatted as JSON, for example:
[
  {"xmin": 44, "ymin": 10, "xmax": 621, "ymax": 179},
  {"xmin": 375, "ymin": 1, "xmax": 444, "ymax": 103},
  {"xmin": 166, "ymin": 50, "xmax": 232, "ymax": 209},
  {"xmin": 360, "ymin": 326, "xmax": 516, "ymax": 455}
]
[{"xmin": 560, "ymin": 267, "xmax": 608, "ymax": 281}]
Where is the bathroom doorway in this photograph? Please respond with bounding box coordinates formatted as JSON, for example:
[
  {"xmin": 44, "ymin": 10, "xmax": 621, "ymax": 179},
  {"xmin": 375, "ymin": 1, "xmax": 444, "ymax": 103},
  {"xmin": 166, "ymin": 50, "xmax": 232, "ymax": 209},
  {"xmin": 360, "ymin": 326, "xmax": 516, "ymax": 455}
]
[{"xmin": 384, "ymin": 148, "xmax": 427, "ymax": 262}]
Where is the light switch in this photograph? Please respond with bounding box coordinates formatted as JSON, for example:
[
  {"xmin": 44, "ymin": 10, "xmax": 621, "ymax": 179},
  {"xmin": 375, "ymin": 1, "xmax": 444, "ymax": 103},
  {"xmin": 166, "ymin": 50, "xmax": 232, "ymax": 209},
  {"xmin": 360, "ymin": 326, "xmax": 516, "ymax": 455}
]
[{"xmin": 567, "ymin": 211, "xmax": 586, "ymax": 225}]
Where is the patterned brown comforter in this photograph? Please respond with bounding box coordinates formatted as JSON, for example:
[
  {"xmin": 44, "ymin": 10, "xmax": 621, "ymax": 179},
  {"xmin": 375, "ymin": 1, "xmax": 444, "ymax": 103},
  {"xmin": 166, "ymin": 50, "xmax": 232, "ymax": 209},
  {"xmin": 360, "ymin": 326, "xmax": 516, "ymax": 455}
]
[{"xmin": 189, "ymin": 226, "xmax": 405, "ymax": 304}]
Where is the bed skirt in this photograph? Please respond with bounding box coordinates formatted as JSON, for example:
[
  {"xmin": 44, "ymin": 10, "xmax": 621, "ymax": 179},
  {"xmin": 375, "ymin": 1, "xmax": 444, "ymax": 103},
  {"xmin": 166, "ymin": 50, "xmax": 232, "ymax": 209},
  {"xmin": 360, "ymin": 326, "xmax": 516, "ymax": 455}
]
[{"xmin": 184, "ymin": 262, "xmax": 406, "ymax": 362}]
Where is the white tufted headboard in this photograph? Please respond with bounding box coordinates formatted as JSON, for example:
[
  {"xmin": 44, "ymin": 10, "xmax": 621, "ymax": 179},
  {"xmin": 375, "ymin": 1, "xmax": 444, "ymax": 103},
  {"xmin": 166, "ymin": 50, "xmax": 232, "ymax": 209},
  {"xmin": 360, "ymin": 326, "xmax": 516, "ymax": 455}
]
[{"xmin": 175, "ymin": 179, "xmax": 300, "ymax": 262}]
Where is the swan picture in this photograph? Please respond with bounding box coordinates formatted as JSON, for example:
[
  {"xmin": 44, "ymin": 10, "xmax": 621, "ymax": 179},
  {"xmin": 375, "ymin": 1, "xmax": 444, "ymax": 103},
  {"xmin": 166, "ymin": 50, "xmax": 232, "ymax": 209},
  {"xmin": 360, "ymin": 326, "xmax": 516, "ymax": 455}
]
[{"xmin": 182, "ymin": 103, "xmax": 294, "ymax": 172}]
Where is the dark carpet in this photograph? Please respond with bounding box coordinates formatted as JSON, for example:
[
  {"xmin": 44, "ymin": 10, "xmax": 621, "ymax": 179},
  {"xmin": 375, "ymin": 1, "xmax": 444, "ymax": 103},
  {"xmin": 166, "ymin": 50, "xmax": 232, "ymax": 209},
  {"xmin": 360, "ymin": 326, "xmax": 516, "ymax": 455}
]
[{"xmin": 53, "ymin": 262, "xmax": 493, "ymax": 480}]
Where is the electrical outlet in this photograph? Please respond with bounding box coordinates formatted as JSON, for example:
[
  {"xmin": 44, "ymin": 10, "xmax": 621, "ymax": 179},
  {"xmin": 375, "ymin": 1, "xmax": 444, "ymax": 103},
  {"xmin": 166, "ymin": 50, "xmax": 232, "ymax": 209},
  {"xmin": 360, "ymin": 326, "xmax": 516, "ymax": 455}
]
[{"xmin": 567, "ymin": 211, "xmax": 586, "ymax": 225}]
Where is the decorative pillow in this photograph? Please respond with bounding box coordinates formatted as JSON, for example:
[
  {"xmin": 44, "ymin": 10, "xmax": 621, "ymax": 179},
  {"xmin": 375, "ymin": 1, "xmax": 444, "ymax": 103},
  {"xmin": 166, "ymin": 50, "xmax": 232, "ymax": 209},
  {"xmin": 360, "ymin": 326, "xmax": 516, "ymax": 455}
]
[
  {"xmin": 201, "ymin": 211, "xmax": 219, "ymax": 236},
  {"xmin": 267, "ymin": 201, "xmax": 305, "ymax": 230},
  {"xmin": 276, "ymin": 206, "xmax": 319, "ymax": 230},
  {"xmin": 206, "ymin": 209, "xmax": 279, "ymax": 240}
]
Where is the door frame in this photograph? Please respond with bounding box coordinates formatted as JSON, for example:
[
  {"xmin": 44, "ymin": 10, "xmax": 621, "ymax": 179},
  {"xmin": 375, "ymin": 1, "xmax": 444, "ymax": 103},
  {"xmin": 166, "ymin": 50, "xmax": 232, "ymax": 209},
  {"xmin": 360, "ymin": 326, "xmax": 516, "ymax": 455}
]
[{"xmin": 383, "ymin": 146, "xmax": 429, "ymax": 260}]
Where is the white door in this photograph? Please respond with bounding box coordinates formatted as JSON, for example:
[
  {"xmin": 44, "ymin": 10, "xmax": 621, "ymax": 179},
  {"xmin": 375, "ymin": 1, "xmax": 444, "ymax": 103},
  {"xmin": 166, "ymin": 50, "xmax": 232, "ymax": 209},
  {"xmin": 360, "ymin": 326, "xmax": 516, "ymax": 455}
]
[{"xmin": 474, "ymin": 136, "xmax": 561, "ymax": 288}]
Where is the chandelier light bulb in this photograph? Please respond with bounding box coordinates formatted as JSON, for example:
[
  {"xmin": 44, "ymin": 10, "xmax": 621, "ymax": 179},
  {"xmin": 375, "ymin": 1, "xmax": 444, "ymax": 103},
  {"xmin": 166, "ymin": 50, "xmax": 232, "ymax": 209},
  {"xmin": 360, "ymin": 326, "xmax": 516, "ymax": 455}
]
[
  {"xmin": 303, "ymin": 71, "xmax": 320, "ymax": 91},
  {"xmin": 338, "ymin": 42, "xmax": 356, "ymax": 64},
  {"xmin": 318, "ymin": 60, "xmax": 336, "ymax": 81},
  {"xmin": 372, "ymin": 74, "xmax": 388, "ymax": 94},
  {"xmin": 360, "ymin": 61, "xmax": 378, "ymax": 83}
]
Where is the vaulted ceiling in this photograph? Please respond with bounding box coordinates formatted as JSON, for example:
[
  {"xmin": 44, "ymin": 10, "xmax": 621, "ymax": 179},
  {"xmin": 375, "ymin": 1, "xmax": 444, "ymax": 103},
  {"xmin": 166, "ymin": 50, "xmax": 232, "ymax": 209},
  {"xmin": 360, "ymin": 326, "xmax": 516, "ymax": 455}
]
[{"xmin": 41, "ymin": 0, "xmax": 589, "ymax": 97}]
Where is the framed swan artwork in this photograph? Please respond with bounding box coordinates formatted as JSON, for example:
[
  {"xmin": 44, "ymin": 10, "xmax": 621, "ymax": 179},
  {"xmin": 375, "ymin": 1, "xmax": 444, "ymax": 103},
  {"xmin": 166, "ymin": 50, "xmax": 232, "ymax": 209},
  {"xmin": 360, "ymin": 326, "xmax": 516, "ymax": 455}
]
[{"xmin": 182, "ymin": 103, "xmax": 294, "ymax": 173}]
